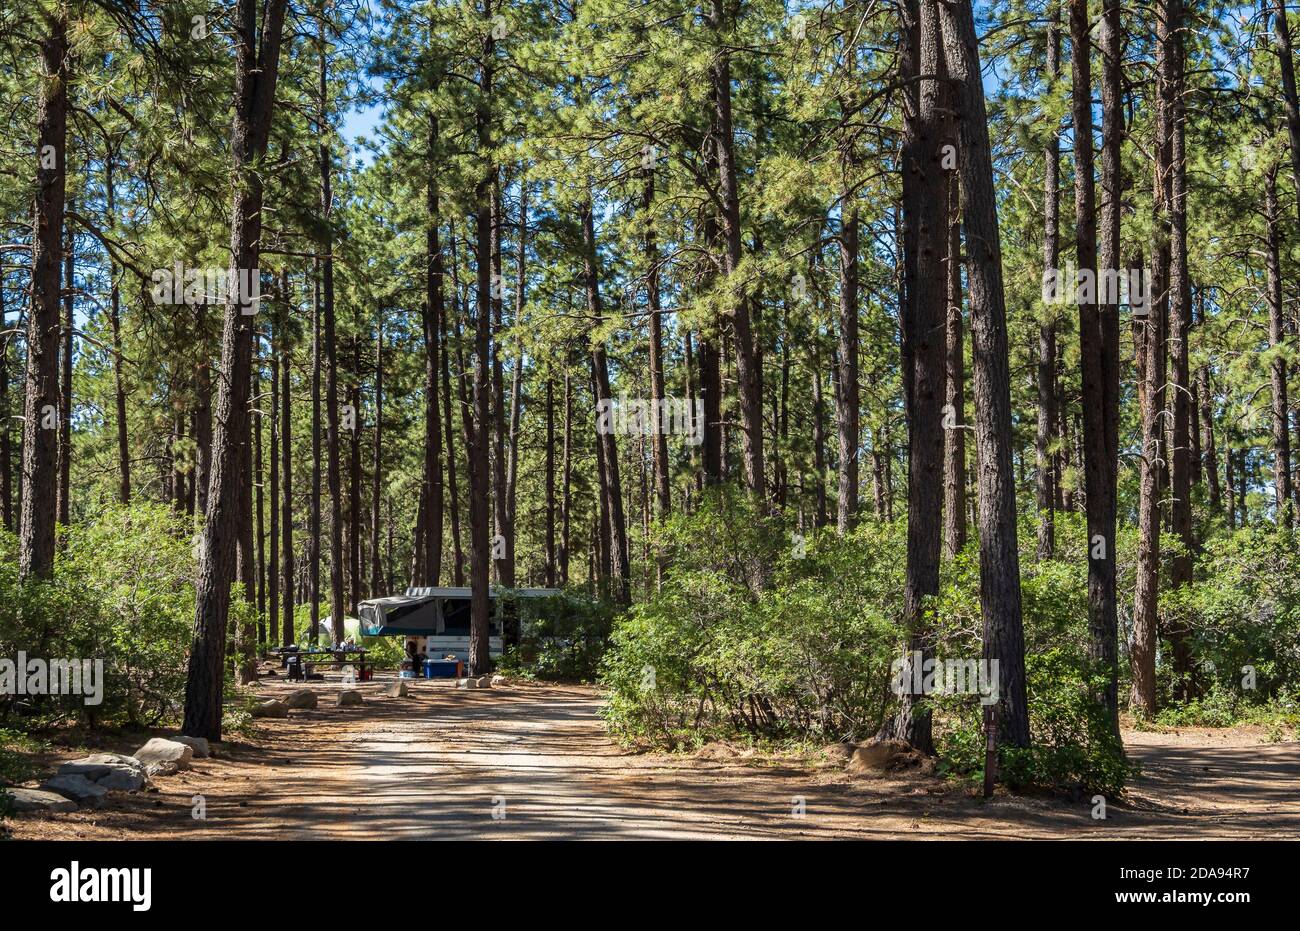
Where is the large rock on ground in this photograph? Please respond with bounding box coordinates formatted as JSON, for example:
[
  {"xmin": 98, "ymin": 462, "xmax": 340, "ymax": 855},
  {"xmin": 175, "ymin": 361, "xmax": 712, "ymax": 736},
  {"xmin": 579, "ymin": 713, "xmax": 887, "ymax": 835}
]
[
  {"xmin": 284, "ymin": 689, "xmax": 318, "ymax": 710},
  {"xmin": 490, "ymin": 675, "xmax": 507, "ymax": 688},
  {"xmin": 337, "ymin": 689, "xmax": 363, "ymax": 707},
  {"xmin": 97, "ymin": 769, "xmax": 147, "ymax": 791},
  {"xmin": 456, "ymin": 678, "xmax": 478, "ymax": 690},
  {"xmin": 4, "ymin": 787, "xmax": 80, "ymax": 813},
  {"xmin": 58, "ymin": 752, "xmax": 146, "ymax": 782},
  {"xmin": 475, "ymin": 676, "xmax": 492, "ymax": 689},
  {"xmin": 40, "ymin": 774, "xmax": 109, "ymax": 809},
  {"xmin": 133, "ymin": 737, "xmax": 195, "ymax": 776},
  {"xmin": 252, "ymin": 699, "xmax": 289, "ymax": 719},
  {"xmin": 386, "ymin": 681, "xmax": 408, "ymax": 698},
  {"xmin": 170, "ymin": 735, "xmax": 211, "ymax": 759}
]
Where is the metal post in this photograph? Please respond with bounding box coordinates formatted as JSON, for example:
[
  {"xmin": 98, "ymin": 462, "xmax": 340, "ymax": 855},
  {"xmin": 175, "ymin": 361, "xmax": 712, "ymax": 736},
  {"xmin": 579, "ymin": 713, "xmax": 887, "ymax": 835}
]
[{"xmin": 983, "ymin": 704, "xmax": 998, "ymax": 798}]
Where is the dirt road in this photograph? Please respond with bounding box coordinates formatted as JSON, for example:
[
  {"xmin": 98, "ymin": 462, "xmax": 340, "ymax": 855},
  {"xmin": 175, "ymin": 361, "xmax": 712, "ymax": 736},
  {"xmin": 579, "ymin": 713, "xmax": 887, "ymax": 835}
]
[{"xmin": 6, "ymin": 679, "xmax": 1299, "ymax": 840}]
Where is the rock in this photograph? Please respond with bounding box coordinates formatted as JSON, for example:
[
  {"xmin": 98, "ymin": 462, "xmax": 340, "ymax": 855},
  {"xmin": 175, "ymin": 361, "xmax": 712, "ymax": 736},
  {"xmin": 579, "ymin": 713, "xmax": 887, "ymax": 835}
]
[
  {"xmin": 40, "ymin": 774, "xmax": 109, "ymax": 809},
  {"xmin": 3, "ymin": 787, "xmax": 79, "ymax": 813},
  {"xmin": 475, "ymin": 676, "xmax": 492, "ymax": 689},
  {"xmin": 170, "ymin": 735, "xmax": 211, "ymax": 759},
  {"xmin": 337, "ymin": 689, "xmax": 363, "ymax": 707},
  {"xmin": 490, "ymin": 675, "xmax": 507, "ymax": 687},
  {"xmin": 456, "ymin": 677, "xmax": 478, "ymax": 689},
  {"xmin": 284, "ymin": 689, "xmax": 318, "ymax": 710},
  {"xmin": 252, "ymin": 699, "xmax": 289, "ymax": 719},
  {"xmin": 96, "ymin": 769, "xmax": 147, "ymax": 792},
  {"xmin": 58, "ymin": 752, "xmax": 147, "ymax": 783},
  {"xmin": 386, "ymin": 681, "xmax": 408, "ymax": 698},
  {"xmin": 133, "ymin": 737, "xmax": 195, "ymax": 776}
]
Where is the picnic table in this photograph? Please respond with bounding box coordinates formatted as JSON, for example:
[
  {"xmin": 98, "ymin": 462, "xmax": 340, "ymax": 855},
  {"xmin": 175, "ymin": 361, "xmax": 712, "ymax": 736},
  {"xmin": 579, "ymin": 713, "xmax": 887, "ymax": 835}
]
[{"xmin": 268, "ymin": 646, "xmax": 371, "ymax": 681}]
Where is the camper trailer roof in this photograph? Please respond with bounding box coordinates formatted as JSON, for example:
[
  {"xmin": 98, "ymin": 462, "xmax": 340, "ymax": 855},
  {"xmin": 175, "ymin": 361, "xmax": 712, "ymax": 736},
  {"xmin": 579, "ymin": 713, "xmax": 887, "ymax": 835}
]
[
  {"xmin": 403, "ymin": 586, "xmax": 563, "ymax": 599},
  {"xmin": 359, "ymin": 586, "xmax": 563, "ymax": 608}
]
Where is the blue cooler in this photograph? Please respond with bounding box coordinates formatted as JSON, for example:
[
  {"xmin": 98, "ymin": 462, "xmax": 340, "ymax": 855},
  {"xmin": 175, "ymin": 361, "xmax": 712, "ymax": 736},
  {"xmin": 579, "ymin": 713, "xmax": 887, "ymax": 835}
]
[{"xmin": 424, "ymin": 659, "xmax": 462, "ymax": 678}]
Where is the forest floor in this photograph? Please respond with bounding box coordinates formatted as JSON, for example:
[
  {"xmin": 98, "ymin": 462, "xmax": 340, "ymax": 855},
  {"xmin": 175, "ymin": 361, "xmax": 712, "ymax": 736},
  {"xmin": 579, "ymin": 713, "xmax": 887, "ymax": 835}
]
[{"xmin": 4, "ymin": 676, "xmax": 1298, "ymax": 840}]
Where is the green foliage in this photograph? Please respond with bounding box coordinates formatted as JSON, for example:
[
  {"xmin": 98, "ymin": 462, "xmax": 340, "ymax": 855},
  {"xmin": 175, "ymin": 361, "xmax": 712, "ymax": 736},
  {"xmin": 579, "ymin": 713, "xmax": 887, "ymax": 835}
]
[
  {"xmin": 1002, "ymin": 651, "xmax": 1133, "ymax": 798},
  {"xmin": 603, "ymin": 493, "xmax": 907, "ymax": 747},
  {"xmin": 603, "ymin": 493, "xmax": 1138, "ymax": 793},
  {"xmin": 0, "ymin": 503, "xmax": 197, "ymax": 728},
  {"xmin": 498, "ymin": 590, "xmax": 615, "ymax": 682},
  {"xmin": 1162, "ymin": 525, "xmax": 1300, "ymax": 709}
]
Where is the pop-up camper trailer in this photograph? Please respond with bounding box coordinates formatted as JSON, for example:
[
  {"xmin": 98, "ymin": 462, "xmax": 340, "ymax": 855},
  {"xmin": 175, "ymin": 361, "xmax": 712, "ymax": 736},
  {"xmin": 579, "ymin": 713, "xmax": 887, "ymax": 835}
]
[{"xmin": 356, "ymin": 587, "xmax": 562, "ymax": 661}]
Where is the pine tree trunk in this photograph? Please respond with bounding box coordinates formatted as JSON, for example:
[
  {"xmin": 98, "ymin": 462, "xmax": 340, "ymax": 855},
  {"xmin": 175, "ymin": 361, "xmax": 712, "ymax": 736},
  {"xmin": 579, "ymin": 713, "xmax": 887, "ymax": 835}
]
[
  {"xmin": 440, "ymin": 268, "xmax": 464, "ymax": 586},
  {"xmin": 104, "ymin": 157, "xmax": 131, "ymax": 504},
  {"xmin": 1164, "ymin": 0, "xmax": 1195, "ymax": 701},
  {"xmin": 836, "ymin": 203, "xmax": 860, "ymax": 533},
  {"xmin": 545, "ymin": 377, "xmax": 556, "ymax": 586},
  {"xmin": 645, "ymin": 171, "xmax": 671, "ymax": 518},
  {"xmin": 372, "ymin": 317, "xmax": 385, "ymax": 593},
  {"xmin": 183, "ymin": 0, "xmax": 288, "ymax": 740},
  {"xmin": 310, "ymin": 265, "xmax": 323, "ymax": 643},
  {"xmin": 943, "ymin": 175, "xmax": 967, "ymax": 557},
  {"xmin": 1036, "ymin": 11, "xmax": 1061, "ymax": 562},
  {"xmin": 424, "ymin": 127, "xmax": 445, "ymax": 584},
  {"xmin": 0, "ymin": 270, "xmax": 10, "ymax": 531},
  {"xmin": 583, "ymin": 200, "xmax": 631, "ymax": 605},
  {"xmin": 938, "ymin": 0, "xmax": 1031, "ymax": 748},
  {"xmin": 20, "ymin": 10, "xmax": 66, "ymax": 580},
  {"xmin": 254, "ymin": 356, "xmax": 267, "ymax": 642},
  {"xmin": 709, "ymin": 0, "xmax": 763, "ymax": 499},
  {"xmin": 270, "ymin": 317, "xmax": 279, "ymax": 649},
  {"xmin": 280, "ymin": 273, "xmax": 295, "ymax": 647},
  {"xmin": 468, "ymin": 17, "xmax": 496, "ymax": 676},
  {"xmin": 1265, "ymin": 167, "xmax": 1293, "ymax": 524},
  {"xmin": 318, "ymin": 18, "xmax": 344, "ymax": 646},
  {"xmin": 1272, "ymin": 0, "xmax": 1300, "ymax": 227},
  {"xmin": 1133, "ymin": 25, "xmax": 1173, "ymax": 713},
  {"xmin": 57, "ymin": 203, "xmax": 73, "ymax": 528},
  {"xmin": 885, "ymin": 0, "xmax": 945, "ymax": 754}
]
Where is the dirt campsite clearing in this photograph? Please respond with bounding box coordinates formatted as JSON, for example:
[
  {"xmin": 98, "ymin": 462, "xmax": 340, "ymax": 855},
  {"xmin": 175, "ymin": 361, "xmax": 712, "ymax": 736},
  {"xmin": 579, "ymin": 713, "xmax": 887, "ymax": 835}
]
[{"xmin": 5, "ymin": 677, "xmax": 1298, "ymax": 840}]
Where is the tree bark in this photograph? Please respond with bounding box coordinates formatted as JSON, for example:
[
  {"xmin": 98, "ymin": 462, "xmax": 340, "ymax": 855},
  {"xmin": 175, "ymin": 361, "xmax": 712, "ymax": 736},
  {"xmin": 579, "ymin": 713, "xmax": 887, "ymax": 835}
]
[
  {"xmin": 1164, "ymin": 0, "xmax": 1195, "ymax": 702},
  {"xmin": 183, "ymin": 0, "xmax": 289, "ymax": 740},
  {"xmin": 423, "ymin": 124, "xmax": 445, "ymax": 585},
  {"xmin": 280, "ymin": 273, "xmax": 294, "ymax": 646},
  {"xmin": 20, "ymin": 9, "xmax": 68, "ymax": 579},
  {"xmin": 1036, "ymin": 10, "xmax": 1061, "ymax": 562},
  {"xmin": 836, "ymin": 203, "xmax": 860, "ymax": 533},
  {"xmin": 1265, "ymin": 167, "xmax": 1293, "ymax": 524},
  {"xmin": 104, "ymin": 156, "xmax": 130, "ymax": 504},
  {"xmin": 708, "ymin": 0, "xmax": 764, "ymax": 499},
  {"xmin": 938, "ymin": 0, "xmax": 1031, "ymax": 748},
  {"xmin": 645, "ymin": 170, "xmax": 671, "ymax": 518},
  {"xmin": 943, "ymin": 165, "xmax": 967, "ymax": 557},
  {"xmin": 440, "ymin": 260, "xmax": 464, "ymax": 586},
  {"xmin": 885, "ymin": 0, "xmax": 945, "ymax": 753},
  {"xmin": 1272, "ymin": 0, "xmax": 1300, "ymax": 227},
  {"xmin": 372, "ymin": 315, "xmax": 385, "ymax": 593},
  {"xmin": 468, "ymin": 11, "xmax": 496, "ymax": 675},
  {"xmin": 583, "ymin": 199, "xmax": 631, "ymax": 605},
  {"xmin": 57, "ymin": 202, "xmax": 73, "ymax": 528}
]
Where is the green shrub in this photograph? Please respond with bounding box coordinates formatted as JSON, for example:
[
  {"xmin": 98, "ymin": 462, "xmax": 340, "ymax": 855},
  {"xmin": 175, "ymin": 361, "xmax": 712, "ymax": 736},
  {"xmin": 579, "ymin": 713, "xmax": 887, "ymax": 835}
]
[
  {"xmin": 499, "ymin": 590, "xmax": 615, "ymax": 681},
  {"xmin": 0, "ymin": 503, "xmax": 196, "ymax": 727}
]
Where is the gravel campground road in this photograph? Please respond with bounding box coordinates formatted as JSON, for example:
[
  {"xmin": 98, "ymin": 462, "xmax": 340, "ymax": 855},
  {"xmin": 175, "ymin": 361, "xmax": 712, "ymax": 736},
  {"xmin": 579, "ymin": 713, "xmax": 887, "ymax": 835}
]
[{"xmin": 6, "ymin": 678, "xmax": 1299, "ymax": 840}]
